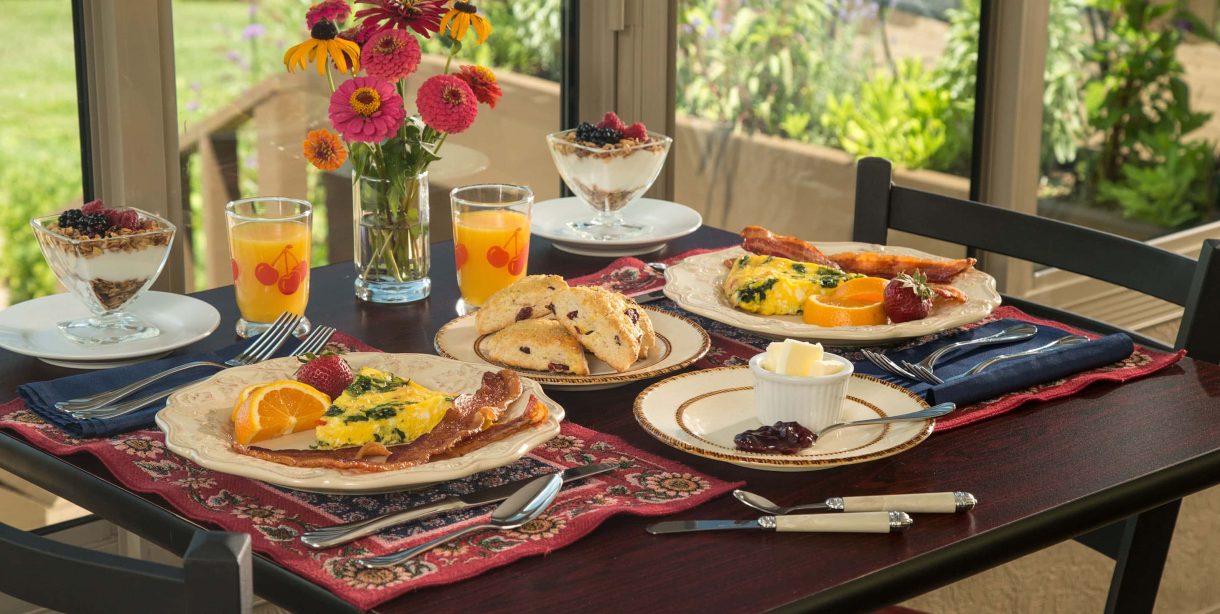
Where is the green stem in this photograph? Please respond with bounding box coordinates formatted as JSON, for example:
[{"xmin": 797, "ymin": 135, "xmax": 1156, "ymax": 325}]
[{"xmin": 325, "ymin": 63, "xmax": 336, "ymax": 93}]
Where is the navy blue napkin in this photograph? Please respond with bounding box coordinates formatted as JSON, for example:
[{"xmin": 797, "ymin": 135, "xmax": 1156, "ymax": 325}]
[
  {"xmin": 852, "ymin": 318, "xmax": 1135, "ymax": 408},
  {"xmin": 18, "ymin": 335, "xmax": 298, "ymax": 439}
]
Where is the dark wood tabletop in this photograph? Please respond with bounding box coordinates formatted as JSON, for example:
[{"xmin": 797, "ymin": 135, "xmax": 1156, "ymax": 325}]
[{"xmin": 2, "ymin": 225, "xmax": 1219, "ymax": 613}]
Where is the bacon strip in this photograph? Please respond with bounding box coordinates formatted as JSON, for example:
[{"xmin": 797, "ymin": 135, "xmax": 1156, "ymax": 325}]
[
  {"xmin": 435, "ymin": 395, "xmax": 549, "ymax": 460},
  {"xmin": 828, "ymin": 252, "xmax": 976, "ymax": 283},
  {"xmin": 232, "ymin": 370, "xmax": 526, "ymax": 472},
  {"xmin": 741, "ymin": 226, "xmax": 838, "ymax": 268}
]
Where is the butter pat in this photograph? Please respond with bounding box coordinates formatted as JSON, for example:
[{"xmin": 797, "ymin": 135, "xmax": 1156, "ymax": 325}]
[{"xmin": 762, "ymin": 339, "xmax": 843, "ymax": 377}]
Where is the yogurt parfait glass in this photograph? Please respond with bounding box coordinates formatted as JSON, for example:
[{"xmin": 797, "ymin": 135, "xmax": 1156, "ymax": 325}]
[
  {"xmin": 546, "ymin": 129, "xmax": 672, "ymax": 241},
  {"xmin": 31, "ymin": 209, "xmax": 176, "ymax": 345}
]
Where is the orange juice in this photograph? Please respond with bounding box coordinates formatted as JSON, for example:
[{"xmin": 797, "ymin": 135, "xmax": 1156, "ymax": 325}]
[
  {"xmin": 229, "ymin": 221, "xmax": 311, "ymax": 323},
  {"xmin": 453, "ymin": 210, "xmax": 530, "ymax": 306}
]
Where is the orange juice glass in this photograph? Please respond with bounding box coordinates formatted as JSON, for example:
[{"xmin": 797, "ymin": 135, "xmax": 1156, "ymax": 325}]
[
  {"xmin": 225, "ymin": 197, "xmax": 312, "ymax": 338},
  {"xmin": 450, "ymin": 184, "xmax": 534, "ymax": 314}
]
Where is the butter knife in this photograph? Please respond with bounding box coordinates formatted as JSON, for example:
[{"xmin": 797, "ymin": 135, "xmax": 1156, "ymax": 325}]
[
  {"xmin": 632, "ymin": 289, "xmax": 667, "ymax": 303},
  {"xmin": 301, "ymin": 462, "xmax": 616, "ymax": 549},
  {"xmin": 647, "ymin": 511, "xmax": 912, "ymax": 535}
]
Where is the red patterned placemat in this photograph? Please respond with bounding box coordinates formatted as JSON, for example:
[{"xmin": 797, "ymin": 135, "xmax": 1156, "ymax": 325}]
[
  {"xmin": 0, "ymin": 335, "xmax": 740, "ymax": 611},
  {"xmin": 570, "ymin": 254, "xmax": 1185, "ymax": 432}
]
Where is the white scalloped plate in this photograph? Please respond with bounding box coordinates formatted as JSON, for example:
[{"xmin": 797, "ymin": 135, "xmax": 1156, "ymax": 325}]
[
  {"xmin": 663, "ymin": 245, "xmax": 1000, "ymax": 345},
  {"xmin": 156, "ymin": 353, "xmax": 564, "ymax": 494}
]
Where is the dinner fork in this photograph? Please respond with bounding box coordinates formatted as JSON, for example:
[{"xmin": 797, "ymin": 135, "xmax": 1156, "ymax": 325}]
[
  {"xmin": 861, "ymin": 348, "xmax": 921, "ymax": 382},
  {"xmin": 57, "ymin": 312, "xmax": 303, "ymax": 412},
  {"xmin": 904, "ymin": 334, "xmax": 1090, "ymax": 385},
  {"xmin": 66, "ymin": 323, "xmax": 334, "ymax": 421}
]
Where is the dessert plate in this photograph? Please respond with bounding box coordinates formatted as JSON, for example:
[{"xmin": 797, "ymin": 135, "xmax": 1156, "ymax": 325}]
[
  {"xmin": 434, "ymin": 306, "xmax": 710, "ymax": 390},
  {"xmin": 634, "ymin": 366, "xmax": 934, "ymax": 472},
  {"xmin": 157, "ymin": 353, "xmax": 565, "ymax": 494},
  {"xmin": 664, "ymin": 245, "xmax": 1001, "ymax": 345},
  {"xmin": 531, "ymin": 197, "xmax": 703, "ymax": 257},
  {"xmin": 0, "ymin": 291, "xmax": 221, "ymax": 369}
]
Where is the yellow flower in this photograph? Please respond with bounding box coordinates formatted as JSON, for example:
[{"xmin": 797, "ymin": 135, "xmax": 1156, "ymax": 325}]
[
  {"xmin": 302, "ymin": 129, "xmax": 348, "ymax": 171},
  {"xmin": 283, "ymin": 20, "xmax": 361, "ymax": 76},
  {"xmin": 439, "ymin": 1, "xmax": 492, "ymax": 45}
]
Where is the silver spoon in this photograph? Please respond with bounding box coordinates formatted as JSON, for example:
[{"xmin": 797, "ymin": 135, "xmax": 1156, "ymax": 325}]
[
  {"xmin": 646, "ymin": 262, "xmax": 668, "ymax": 273},
  {"xmin": 353, "ymin": 472, "xmax": 563, "ymax": 569},
  {"xmin": 733, "ymin": 489, "xmax": 977, "ymax": 515},
  {"xmin": 812, "ymin": 401, "xmax": 955, "ymax": 440}
]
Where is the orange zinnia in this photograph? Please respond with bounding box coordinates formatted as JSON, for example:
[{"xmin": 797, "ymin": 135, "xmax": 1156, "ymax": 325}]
[{"xmin": 303, "ymin": 129, "xmax": 347, "ymax": 171}]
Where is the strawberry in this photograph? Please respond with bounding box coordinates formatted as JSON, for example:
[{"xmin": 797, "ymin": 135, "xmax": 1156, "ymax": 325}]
[
  {"xmin": 622, "ymin": 122, "xmax": 649, "ymax": 141},
  {"xmin": 596, "ymin": 111, "xmax": 626, "ymax": 133},
  {"xmin": 883, "ymin": 272, "xmax": 934, "ymax": 323},
  {"xmin": 294, "ymin": 353, "xmax": 354, "ymax": 399}
]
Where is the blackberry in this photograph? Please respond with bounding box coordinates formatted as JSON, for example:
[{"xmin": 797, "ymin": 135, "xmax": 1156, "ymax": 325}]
[
  {"xmin": 57, "ymin": 209, "xmax": 84, "ymax": 229},
  {"xmin": 573, "ymin": 121, "xmax": 623, "ymax": 146},
  {"xmin": 82, "ymin": 213, "xmax": 112, "ymax": 237}
]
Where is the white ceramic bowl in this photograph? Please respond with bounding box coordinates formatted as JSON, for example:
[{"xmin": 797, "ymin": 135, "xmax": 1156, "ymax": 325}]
[{"xmin": 748, "ymin": 352, "xmax": 854, "ymax": 431}]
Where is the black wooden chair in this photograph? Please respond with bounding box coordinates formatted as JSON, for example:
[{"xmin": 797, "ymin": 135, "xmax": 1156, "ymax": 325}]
[
  {"xmin": 853, "ymin": 157, "xmax": 1219, "ymax": 363},
  {"xmin": 853, "ymin": 156, "xmax": 1220, "ymax": 613},
  {"xmin": 0, "ymin": 519, "xmax": 251, "ymax": 613}
]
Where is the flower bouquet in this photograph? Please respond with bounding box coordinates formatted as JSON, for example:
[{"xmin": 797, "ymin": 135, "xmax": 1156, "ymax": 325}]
[{"xmin": 284, "ymin": 0, "xmax": 501, "ymax": 302}]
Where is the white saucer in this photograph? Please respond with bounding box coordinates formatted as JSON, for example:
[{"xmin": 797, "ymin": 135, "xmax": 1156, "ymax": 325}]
[
  {"xmin": 532, "ymin": 197, "xmax": 703, "ymax": 257},
  {"xmin": 0, "ymin": 291, "xmax": 221, "ymax": 369}
]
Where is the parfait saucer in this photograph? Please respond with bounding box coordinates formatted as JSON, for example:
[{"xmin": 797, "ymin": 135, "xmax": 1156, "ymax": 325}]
[
  {"xmin": 531, "ymin": 197, "xmax": 703, "ymax": 257},
  {"xmin": 0, "ymin": 291, "xmax": 220, "ymax": 369}
]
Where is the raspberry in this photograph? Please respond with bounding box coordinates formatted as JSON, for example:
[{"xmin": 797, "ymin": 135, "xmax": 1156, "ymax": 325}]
[
  {"xmin": 112, "ymin": 209, "xmax": 140, "ymax": 230},
  {"xmin": 622, "ymin": 122, "xmax": 649, "ymax": 141},
  {"xmin": 81, "ymin": 200, "xmax": 105, "ymax": 215},
  {"xmin": 597, "ymin": 111, "xmax": 626, "ymax": 132}
]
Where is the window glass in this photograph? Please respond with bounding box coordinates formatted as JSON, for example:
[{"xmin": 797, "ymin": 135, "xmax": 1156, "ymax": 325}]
[
  {"xmin": 674, "ymin": 0, "xmax": 978, "ymax": 245},
  {"xmin": 173, "ymin": 0, "xmax": 562, "ymax": 290},
  {"xmin": 0, "ymin": 1, "xmax": 85, "ymax": 305},
  {"xmin": 1036, "ymin": 0, "xmax": 1220, "ymax": 241}
]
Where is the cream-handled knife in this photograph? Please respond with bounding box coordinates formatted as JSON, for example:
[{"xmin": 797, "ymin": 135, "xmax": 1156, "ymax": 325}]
[
  {"xmin": 646, "ymin": 511, "xmax": 912, "ymax": 535},
  {"xmin": 734, "ymin": 489, "xmax": 977, "ymax": 514}
]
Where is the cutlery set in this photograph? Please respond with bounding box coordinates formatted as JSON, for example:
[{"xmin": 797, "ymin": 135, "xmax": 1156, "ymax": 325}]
[
  {"xmin": 56, "ymin": 313, "xmax": 333, "ymax": 420},
  {"xmin": 306, "ymin": 457, "xmax": 975, "ymax": 566},
  {"xmin": 863, "ymin": 324, "xmax": 1090, "ymax": 385}
]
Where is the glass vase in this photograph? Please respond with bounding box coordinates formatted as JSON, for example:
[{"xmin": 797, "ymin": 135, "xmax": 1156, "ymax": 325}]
[{"xmin": 353, "ymin": 171, "xmax": 431, "ymax": 303}]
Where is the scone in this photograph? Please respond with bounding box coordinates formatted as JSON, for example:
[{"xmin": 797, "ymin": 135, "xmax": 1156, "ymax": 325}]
[
  {"xmin": 551, "ymin": 287, "xmax": 642, "ymax": 372},
  {"xmin": 485, "ymin": 319, "xmax": 590, "ymax": 375},
  {"xmin": 622, "ymin": 297, "xmax": 656, "ymax": 359},
  {"xmin": 475, "ymin": 275, "xmax": 569, "ymax": 334}
]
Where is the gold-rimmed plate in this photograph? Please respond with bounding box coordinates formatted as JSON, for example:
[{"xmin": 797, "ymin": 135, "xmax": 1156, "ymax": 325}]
[
  {"xmin": 435, "ymin": 305, "xmax": 711, "ymax": 390},
  {"xmin": 634, "ymin": 366, "xmax": 934, "ymax": 471}
]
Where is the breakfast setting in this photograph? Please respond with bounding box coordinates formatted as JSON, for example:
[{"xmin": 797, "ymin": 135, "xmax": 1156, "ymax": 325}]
[{"xmin": 1, "ymin": 2, "xmax": 1217, "ymax": 613}]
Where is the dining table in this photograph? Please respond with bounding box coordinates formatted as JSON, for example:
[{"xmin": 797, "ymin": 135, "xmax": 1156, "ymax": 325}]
[{"xmin": 1, "ymin": 224, "xmax": 1219, "ymax": 613}]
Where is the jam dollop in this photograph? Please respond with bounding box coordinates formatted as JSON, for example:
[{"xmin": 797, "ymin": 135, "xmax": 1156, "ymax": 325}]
[{"xmin": 734, "ymin": 421, "xmax": 816, "ymax": 454}]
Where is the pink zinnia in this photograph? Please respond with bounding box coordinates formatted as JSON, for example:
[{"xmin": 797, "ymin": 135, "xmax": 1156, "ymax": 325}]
[
  {"xmin": 361, "ymin": 29, "xmax": 421, "ymax": 81},
  {"xmin": 339, "ymin": 20, "xmax": 379, "ymax": 47},
  {"xmin": 356, "ymin": 0, "xmax": 447, "ymax": 38},
  {"xmin": 306, "ymin": 0, "xmax": 351, "ymax": 28},
  {"xmin": 329, "ymin": 77, "xmax": 406, "ymax": 142},
  {"xmin": 416, "ymin": 75, "xmax": 478, "ymax": 134}
]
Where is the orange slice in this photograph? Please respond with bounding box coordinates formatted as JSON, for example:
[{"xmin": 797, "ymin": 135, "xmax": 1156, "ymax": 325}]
[
  {"xmin": 230, "ymin": 383, "xmax": 265, "ymax": 422},
  {"xmin": 232, "ymin": 380, "xmax": 331, "ymax": 445},
  {"xmin": 831, "ymin": 276, "xmax": 889, "ymax": 304},
  {"xmin": 803, "ymin": 294, "xmax": 888, "ymax": 327}
]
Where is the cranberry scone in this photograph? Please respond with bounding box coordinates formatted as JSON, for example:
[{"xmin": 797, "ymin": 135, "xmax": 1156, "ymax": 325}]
[
  {"xmin": 551, "ymin": 287, "xmax": 642, "ymax": 372},
  {"xmin": 485, "ymin": 319, "xmax": 590, "ymax": 375},
  {"xmin": 475, "ymin": 275, "xmax": 569, "ymax": 334}
]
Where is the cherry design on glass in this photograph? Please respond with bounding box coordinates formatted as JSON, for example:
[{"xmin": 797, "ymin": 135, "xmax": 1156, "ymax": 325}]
[
  {"xmin": 485, "ymin": 228, "xmax": 526, "ymax": 275},
  {"xmin": 255, "ymin": 245, "xmax": 307, "ymax": 295},
  {"xmin": 454, "ymin": 243, "xmax": 469, "ymax": 270},
  {"xmin": 231, "ymin": 259, "xmax": 240, "ymax": 281}
]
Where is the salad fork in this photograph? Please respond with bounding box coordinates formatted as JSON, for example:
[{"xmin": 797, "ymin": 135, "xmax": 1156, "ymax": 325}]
[
  {"xmin": 904, "ymin": 334, "xmax": 1090, "ymax": 385},
  {"xmin": 57, "ymin": 312, "xmax": 303, "ymax": 412},
  {"xmin": 66, "ymin": 322, "xmax": 334, "ymax": 421}
]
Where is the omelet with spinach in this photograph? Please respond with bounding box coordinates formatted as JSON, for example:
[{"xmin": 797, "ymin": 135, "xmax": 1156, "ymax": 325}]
[
  {"xmin": 722, "ymin": 254, "xmax": 862, "ymax": 315},
  {"xmin": 314, "ymin": 367, "xmax": 453, "ymax": 449}
]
